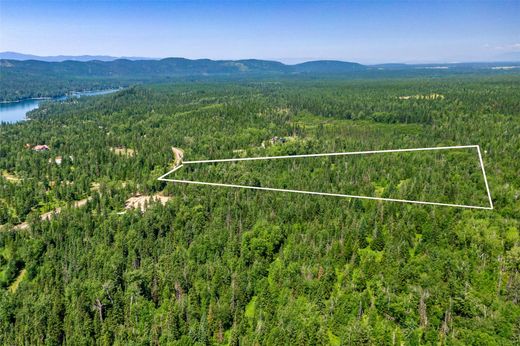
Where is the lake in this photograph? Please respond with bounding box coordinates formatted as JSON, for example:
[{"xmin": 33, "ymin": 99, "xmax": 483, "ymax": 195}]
[{"xmin": 0, "ymin": 89, "xmax": 121, "ymax": 123}]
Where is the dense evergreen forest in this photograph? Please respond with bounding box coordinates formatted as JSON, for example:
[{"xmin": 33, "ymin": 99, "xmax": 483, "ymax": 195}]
[{"xmin": 1, "ymin": 76, "xmax": 519, "ymax": 344}]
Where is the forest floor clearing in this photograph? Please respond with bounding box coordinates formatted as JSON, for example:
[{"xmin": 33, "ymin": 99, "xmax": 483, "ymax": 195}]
[
  {"xmin": 124, "ymin": 194, "xmax": 172, "ymax": 212},
  {"xmin": 91, "ymin": 182, "xmax": 101, "ymax": 191},
  {"xmin": 290, "ymin": 114, "xmax": 422, "ymax": 137},
  {"xmin": 8, "ymin": 268, "xmax": 26, "ymax": 293},
  {"xmin": 2, "ymin": 197, "xmax": 93, "ymax": 231},
  {"xmin": 2, "ymin": 171, "xmax": 21, "ymax": 183},
  {"xmin": 172, "ymin": 147, "xmax": 184, "ymax": 166},
  {"xmin": 110, "ymin": 147, "xmax": 136, "ymax": 157},
  {"xmin": 40, "ymin": 197, "xmax": 91, "ymax": 221},
  {"xmin": 2, "ymin": 191, "xmax": 170, "ymax": 231},
  {"xmin": 399, "ymin": 93, "xmax": 444, "ymax": 100}
]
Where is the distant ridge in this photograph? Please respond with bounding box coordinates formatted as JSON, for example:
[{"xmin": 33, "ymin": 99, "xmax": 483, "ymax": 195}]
[
  {"xmin": 0, "ymin": 51, "xmax": 155, "ymax": 62},
  {"xmin": 1, "ymin": 54, "xmax": 518, "ymax": 102},
  {"xmin": 293, "ymin": 60, "xmax": 365, "ymax": 73},
  {"xmin": 1, "ymin": 51, "xmax": 518, "ymax": 68},
  {"xmin": 0, "ymin": 57, "xmax": 367, "ymax": 101},
  {"xmin": 0, "ymin": 57, "xmax": 367, "ymax": 76}
]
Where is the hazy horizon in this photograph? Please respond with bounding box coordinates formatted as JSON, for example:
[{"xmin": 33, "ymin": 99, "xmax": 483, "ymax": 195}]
[
  {"xmin": 2, "ymin": 50, "xmax": 520, "ymax": 65},
  {"xmin": 1, "ymin": 0, "xmax": 519, "ymax": 64}
]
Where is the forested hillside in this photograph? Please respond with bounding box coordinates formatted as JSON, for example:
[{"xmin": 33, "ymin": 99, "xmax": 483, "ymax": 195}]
[
  {"xmin": 1, "ymin": 77, "xmax": 519, "ymax": 344},
  {"xmin": 0, "ymin": 58, "xmax": 364, "ymax": 101},
  {"xmin": 2, "ymin": 57, "xmax": 518, "ymax": 101}
]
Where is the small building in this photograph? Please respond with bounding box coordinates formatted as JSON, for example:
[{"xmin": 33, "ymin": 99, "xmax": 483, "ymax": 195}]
[{"xmin": 33, "ymin": 145, "xmax": 49, "ymax": 151}]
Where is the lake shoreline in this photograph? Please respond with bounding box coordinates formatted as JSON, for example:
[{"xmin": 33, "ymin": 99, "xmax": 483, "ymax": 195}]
[
  {"xmin": 1, "ymin": 88, "xmax": 123, "ymax": 124},
  {"xmin": 0, "ymin": 87, "xmax": 124, "ymax": 104},
  {"xmin": 0, "ymin": 97, "xmax": 52, "ymax": 104}
]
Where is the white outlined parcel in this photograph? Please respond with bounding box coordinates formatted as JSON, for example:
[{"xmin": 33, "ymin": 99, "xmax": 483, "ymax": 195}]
[{"xmin": 158, "ymin": 145, "xmax": 493, "ymax": 210}]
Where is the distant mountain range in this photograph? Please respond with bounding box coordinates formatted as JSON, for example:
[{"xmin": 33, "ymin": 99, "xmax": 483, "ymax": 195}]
[
  {"xmin": 1, "ymin": 52, "xmax": 519, "ymax": 102},
  {"xmin": 0, "ymin": 51, "xmax": 154, "ymax": 62},
  {"xmin": 0, "ymin": 57, "xmax": 367, "ymax": 77},
  {"xmin": 0, "ymin": 57, "xmax": 368, "ymax": 101},
  {"xmin": 2, "ymin": 51, "xmax": 519, "ymax": 68}
]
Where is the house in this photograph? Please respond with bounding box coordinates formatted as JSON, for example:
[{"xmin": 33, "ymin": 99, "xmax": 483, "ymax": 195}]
[{"xmin": 33, "ymin": 145, "xmax": 50, "ymax": 151}]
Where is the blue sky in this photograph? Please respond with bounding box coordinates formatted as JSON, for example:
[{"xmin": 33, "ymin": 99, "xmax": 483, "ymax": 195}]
[{"xmin": 1, "ymin": 0, "xmax": 518, "ymax": 63}]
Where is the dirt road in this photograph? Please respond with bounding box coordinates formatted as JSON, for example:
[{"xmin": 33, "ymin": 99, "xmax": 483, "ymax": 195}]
[{"xmin": 172, "ymin": 147, "xmax": 184, "ymax": 166}]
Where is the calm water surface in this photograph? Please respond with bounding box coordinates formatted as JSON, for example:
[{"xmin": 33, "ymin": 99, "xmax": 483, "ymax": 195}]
[{"xmin": 0, "ymin": 89, "xmax": 121, "ymax": 123}]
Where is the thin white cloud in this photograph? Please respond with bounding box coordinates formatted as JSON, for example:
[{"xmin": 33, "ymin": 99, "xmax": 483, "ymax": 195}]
[{"xmin": 493, "ymin": 43, "xmax": 520, "ymax": 51}]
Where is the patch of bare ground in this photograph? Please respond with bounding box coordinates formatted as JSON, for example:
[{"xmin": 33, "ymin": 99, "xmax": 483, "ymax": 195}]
[
  {"xmin": 125, "ymin": 194, "xmax": 172, "ymax": 212},
  {"xmin": 110, "ymin": 147, "xmax": 136, "ymax": 157},
  {"xmin": 172, "ymin": 147, "xmax": 184, "ymax": 166},
  {"xmin": 91, "ymin": 182, "xmax": 101, "ymax": 191},
  {"xmin": 399, "ymin": 93, "xmax": 444, "ymax": 100},
  {"xmin": 11, "ymin": 223, "xmax": 29, "ymax": 231},
  {"xmin": 2, "ymin": 171, "xmax": 21, "ymax": 183},
  {"xmin": 3, "ymin": 197, "xmax": 92, "ymax": 232}
]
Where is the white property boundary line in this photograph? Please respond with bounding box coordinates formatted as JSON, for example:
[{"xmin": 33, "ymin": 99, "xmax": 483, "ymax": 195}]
[{"xmin": 158, "ymin": 145, "xmax": 494, "ymax": 210}]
